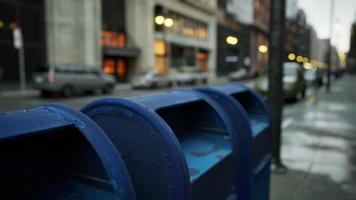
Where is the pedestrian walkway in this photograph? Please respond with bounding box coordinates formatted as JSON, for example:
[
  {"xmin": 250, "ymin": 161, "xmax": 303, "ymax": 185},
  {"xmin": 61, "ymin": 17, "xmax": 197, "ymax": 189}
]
[{"xmin": 271, "ymin": 75, "xmax": 356, "ymax": 200}]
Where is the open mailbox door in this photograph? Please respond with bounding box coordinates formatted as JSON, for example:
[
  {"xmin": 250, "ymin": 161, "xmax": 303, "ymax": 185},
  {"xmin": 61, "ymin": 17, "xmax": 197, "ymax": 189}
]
[
  {"xmin": 82, "ymin": 90, "xmax": 241, "ymax": 200},
  {"xmin": 0, "ymin": 104, "xmax": 136, "ymax": 200},
  {"xmin": 197, "ymin": 83, "xmax": 271, "ymax": 200}
]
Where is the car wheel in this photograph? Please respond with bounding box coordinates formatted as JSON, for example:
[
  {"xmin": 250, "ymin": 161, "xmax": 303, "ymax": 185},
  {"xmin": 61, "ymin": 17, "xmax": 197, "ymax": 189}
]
[
  {"xmin": 102, "ymin": 84, "xmax": 113, "ymax": 94},
  {"xmin": 61, "ymin": 85, "xmax": 74, "ymax": 97},
  {"xmin": 150, "ymin": 82, "xmax": 157, "ymax": 89},
  {"xmin": 40, "ymin": 90, "xmax": 52, "ymax": 98}
]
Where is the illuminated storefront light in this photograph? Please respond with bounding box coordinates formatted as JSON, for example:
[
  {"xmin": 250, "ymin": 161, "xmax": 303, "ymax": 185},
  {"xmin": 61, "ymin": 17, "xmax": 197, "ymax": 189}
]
[
  {"xmin": 258, "ymin": 45, "xmax": 268, "ymax": 53},
  {"xmin": 288, "ymin": 53, "xmax": 296, "ymax": 61},
  {"xmin": 226, "ymin": 36, "xmax": 238, "ymax": 45},
  {"xmin": 164, "ymin": 17, "xmax": 174, "ymax": 27},
  {"xmin": 296, "ymin": 55, "xmax": 304, "ymax": 63},
  {"xmin": 155, "ymin": 15, "xmax": 165, "ymax": 25}
]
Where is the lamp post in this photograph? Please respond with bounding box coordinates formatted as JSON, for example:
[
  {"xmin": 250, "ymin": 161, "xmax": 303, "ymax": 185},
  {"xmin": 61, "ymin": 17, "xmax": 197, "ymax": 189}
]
[
  {"xmin": 268, "ymin": 0, "xmax": 287, "ymax": 173},
  {"xmin": 326, "ymin": 0, "xmax": 335, "ymax": 92}
]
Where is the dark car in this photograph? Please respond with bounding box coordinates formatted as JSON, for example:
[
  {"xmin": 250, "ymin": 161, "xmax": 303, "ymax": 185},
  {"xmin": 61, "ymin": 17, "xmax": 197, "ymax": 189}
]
[{"xmin": 255, "ymin": 62, "xmax": 306, "ymax": 100}]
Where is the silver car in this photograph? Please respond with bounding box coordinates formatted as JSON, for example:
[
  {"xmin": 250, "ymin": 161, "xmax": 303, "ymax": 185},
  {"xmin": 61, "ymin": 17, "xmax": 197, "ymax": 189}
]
[
  {"xmin": 32, "ymin": 64, "xmax": 116, "ymax": 97},
  {"xmin": 172, "ymin": 67, "xmax": 208, "ymax": 86},
  {"xmin": 132, "ymin": 72, "xmax": 173, "ymax": 89}
]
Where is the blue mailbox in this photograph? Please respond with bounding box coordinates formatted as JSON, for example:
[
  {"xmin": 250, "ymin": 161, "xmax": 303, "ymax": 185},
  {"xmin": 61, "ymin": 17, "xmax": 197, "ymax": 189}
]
[
  {"xmin": 82, "ymin": 90, "xmax": 242, "ymax": 200},
  {"xmin": 0, "ymin": 104, "xmax": 136, "ymax": 200},
  {"xmin": 196, "ymin": 83, "xmax": 271, "ymax": 200}
]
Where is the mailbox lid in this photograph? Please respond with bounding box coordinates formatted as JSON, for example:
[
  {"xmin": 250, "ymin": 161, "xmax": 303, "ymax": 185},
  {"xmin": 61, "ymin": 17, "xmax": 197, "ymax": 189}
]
[
  {"xmin": 82, "ymin": 98, "xmax": 190, "ymax": 200},
  {"xmin": 213, "ymin": 83, "xmax": 270, "ymax": 137},
  {"xmin": 0, "ymin": 104, "xmax": 136, "ymax": 200}
]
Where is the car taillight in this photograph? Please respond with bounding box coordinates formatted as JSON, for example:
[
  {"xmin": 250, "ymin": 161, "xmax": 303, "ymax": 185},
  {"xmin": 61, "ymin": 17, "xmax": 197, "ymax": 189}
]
[{"xmin": 47, "ymin": 74, "xmax": 54, "ymax": 83}]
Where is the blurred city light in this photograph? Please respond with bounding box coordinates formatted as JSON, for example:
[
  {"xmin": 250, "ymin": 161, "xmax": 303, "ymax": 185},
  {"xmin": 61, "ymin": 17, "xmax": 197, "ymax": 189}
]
[
  {"xmin": 155, "ymin": 15, "xmax": 165, "ymax": 25},
  {"xmin": 164, "ymin": 17, "xmax": 174, "ymax": 27},
  {"xmin": 296, "ymin": 55, "xmax": 304, "ymax": 63},
  {"xmin": 303, "ymin": 62, "xmax": 313, "ymax": 70},
  {"xmin": 303, "ymin": 57, "xmax": 309, "ymax": 63},
  {"xmin": 288, "ymin": 53, "xmax": 296, "ymax": 61},
  {"xmin": 226, "ymin": 36, "xmax": 238, "ymax": 45},
  {"xmin": 258, "ymin": 45, "xmax": 268, "ymax": 53},
  {"xmin": 0, "ymin": 20, "xmax": 4, "ymax": 29}
]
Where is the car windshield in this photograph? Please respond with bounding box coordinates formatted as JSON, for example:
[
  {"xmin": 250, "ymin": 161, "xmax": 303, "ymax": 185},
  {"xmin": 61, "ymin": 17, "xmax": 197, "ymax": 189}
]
[{"xmin": 284, "ymin": 65, "xmax": 298, "ymax": 76}]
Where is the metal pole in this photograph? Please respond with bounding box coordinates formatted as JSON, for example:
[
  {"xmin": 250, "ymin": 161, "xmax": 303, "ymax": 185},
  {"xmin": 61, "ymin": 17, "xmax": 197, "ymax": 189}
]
[
  {"xmin": 268, "ymin": 0, "xmax": 286, "ymax": 172},
  {"xmin": 18, "ymin": 45, "xmax": 26, "ymax": 90},
  {"xmin": 326, "ymin": 0, "xmax": 335, "ymax": 92}
]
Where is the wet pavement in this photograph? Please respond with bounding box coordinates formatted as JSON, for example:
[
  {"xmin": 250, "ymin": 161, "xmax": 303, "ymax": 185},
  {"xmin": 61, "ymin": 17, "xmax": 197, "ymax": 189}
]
[{"xmin": 271, "ymin": 75, "xmax": 356, "ymax": 200}]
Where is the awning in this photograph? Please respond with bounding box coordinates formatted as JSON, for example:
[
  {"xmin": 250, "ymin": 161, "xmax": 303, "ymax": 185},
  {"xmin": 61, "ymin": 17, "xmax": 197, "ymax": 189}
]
[{"xmin": 103, "ymin": 47, "xmax": 141, "ymax": 57}]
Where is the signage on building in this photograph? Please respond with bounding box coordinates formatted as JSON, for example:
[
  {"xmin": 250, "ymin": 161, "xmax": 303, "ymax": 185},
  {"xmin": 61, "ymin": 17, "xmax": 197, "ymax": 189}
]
[{"xmin": 13, "ymin": 27, "xmax": 23, "ymax": 49}]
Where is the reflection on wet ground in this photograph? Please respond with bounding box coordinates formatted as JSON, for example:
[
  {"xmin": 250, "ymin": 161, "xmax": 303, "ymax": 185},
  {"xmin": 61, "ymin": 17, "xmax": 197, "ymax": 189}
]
[{"xmin": 271, "ymin": 75, "xmax": 356, "ymax": 200}]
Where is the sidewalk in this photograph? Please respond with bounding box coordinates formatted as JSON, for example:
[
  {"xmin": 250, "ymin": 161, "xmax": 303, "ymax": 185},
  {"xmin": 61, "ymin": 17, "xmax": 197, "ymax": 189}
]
[{"xmin": 271, "ymin": 75, "xmax": 356, "ymax": 200}]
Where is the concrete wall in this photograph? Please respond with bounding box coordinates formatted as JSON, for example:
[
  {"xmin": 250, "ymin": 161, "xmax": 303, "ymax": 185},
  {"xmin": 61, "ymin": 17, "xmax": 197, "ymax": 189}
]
[
  {"xmin": 46, "ymin": 0, "xmax": 102, "ymax": 70},
  {"xmin": 125, "ymin": 0, "xmax": 156, "ymax": 74},
  {"xmin": 226, "ymin": 0, "xmax": 254, "ymax": 25}
]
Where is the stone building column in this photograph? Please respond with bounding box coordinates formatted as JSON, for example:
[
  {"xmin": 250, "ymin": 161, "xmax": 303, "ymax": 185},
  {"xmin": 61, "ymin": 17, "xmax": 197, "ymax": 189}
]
[{"xmin": 45, "ymin": 0, "xmax": 102, "ymax": 70}]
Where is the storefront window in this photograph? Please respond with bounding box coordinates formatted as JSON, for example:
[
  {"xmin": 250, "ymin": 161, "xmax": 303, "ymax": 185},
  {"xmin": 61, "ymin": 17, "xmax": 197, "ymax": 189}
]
[
  {"xmin": 197, "ymin": 51, "xmax": 208, "ymax": 72},
  {"xmin": 154, "ymin": 39, "xmax": 168, "ymax": 74},
  {"xmin": 103, "ymin": 58, "xmax": 115, "ymax": 74},
  {"xmin": 155, "ymin": 8, "xmax": 209, "ymax": 41},
  {"xmin": 101, "ymin": 31, "xmax": 126, "ymax": 48}
]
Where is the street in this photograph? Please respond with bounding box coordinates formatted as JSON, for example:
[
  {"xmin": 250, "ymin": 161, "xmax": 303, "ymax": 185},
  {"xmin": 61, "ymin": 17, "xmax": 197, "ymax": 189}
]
[{"xmin": 0, "ymin": 81, "xmax": 308, "ymax": 112}]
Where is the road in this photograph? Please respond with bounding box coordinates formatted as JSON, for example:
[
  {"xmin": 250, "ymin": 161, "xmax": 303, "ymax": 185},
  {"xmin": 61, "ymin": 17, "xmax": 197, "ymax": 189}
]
[{"xmin": 0, "ymin": 83, "xmax": 314, "ymax": 113}]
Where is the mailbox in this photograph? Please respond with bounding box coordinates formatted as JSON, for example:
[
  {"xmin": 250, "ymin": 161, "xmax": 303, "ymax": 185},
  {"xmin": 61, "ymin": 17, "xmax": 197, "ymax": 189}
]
[
  {"xmin": 82, "ymin": 90, "xmax": 242, "ymax": 200},
  {"xmin": 0, "ymin": 104, "xmax": 136, "ymax": 200},
  {"xmin": 196, "ymin": 83, "xmax": 271, "ymax": 200}
]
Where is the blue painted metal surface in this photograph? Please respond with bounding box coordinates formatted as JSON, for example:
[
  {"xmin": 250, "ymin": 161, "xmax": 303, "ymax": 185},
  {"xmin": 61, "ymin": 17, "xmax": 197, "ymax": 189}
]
[
  {"xmin": 82, "ymin": 89, "xmax": 241, "ymax": 200},
  {"xmin": 0, "ymin": 104, "xmax": 136, "ymax": 200},
  {"xmin": 196, "ymin": 83, "xmax": 272, "ymax": 200}
]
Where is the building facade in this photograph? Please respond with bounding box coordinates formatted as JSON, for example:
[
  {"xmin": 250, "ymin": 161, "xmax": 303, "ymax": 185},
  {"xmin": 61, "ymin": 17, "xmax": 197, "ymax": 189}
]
[
  {"xmin": 0, "ymin": 0, "xmax": 46, "ymax": 82},
  {"xmin": 1, "ymin": 0, "xmax": 216, "ymax": 83},
  {"xmin": 126, "ymin": 0, "xmax": 217, "ymax": 79},
  {"xmin": 250, "ymin": 0, "xmax": 270, "ymax": 74},
  {"xmin": 216, "ymin": 0, "xmax": 252, "ymax": 76}
]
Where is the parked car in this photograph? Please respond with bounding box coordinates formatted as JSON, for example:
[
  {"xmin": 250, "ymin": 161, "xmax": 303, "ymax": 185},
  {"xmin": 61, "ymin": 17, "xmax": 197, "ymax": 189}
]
[
  {"xmin": 255, "ymin": 62, "xmax": 306, "ymax": 100},
  {"xmin": 132, "ymin": 72, "xmax": 173, "ymax": 89},
  {"xmin": 32, "ymin": 64, "xmax": 116, "ymax": 97},
  {"xmin": 304, "ymin": 68, "xmax": 323, "ymax": 88},
  {"xmin": 172, "ymin": 67, "xmax": 208, "ymax": 85},
  {"xmin": 228, "ymin": 68, "xmax": 249, "ymax": 81}
]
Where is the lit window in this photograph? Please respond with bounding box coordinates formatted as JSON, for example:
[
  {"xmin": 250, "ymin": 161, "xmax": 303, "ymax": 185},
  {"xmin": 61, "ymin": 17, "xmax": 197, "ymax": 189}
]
[{"xmin": 154, "ymin": 40, "xmax": 166, "ymax": 56}]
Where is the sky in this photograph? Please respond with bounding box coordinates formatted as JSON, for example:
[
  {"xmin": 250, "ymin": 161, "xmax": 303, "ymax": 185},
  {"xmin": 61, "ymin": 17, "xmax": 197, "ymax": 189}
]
[{"xmin": 299, "ymin": 0, "xmax": 356, "ymax": 52}]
